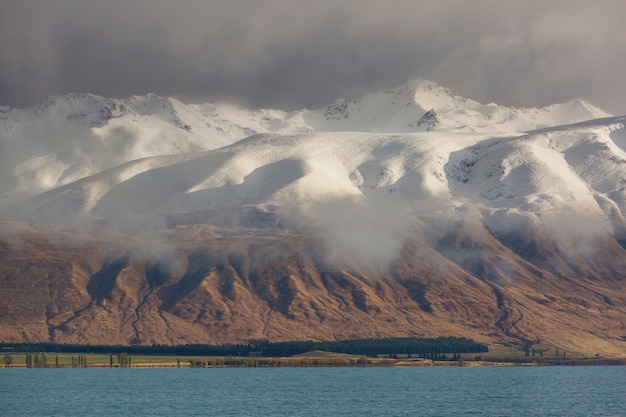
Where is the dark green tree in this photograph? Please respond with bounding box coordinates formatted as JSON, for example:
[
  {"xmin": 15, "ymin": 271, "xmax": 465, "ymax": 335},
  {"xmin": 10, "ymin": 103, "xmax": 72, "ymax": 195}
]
[{"xmin": 117, "ymin": 352, "xmax": 128, "ymax": 367}]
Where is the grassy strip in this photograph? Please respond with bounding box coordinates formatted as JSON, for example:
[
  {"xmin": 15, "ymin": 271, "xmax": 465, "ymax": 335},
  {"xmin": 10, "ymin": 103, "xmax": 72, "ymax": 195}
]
[
  {"xmin": 5, "ymin": 353, "xmax": 375, "ymax": 368},
  {"xmin": 4, "ymin": 352, "xmax": 624, "ymax": 368}
]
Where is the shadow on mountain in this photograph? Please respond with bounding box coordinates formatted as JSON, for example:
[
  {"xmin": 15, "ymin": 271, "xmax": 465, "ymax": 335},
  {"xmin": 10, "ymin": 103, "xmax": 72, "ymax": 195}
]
[
  {"xmin": 92, "ymin": 152, "xmax": 230, "ymax": 219},
  {"xmin": 158, "ymin": 249, "xmax": 216, "ymax": 312},
  {"xmin": 86, "ymin": 251, "xmax": 131, "ymax": 301}
]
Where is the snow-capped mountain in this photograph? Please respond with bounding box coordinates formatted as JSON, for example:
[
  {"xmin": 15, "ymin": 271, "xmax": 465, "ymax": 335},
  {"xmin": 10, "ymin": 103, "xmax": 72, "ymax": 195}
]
[
  {"xmin": 2, "ymin": 79, "xmax": 622, "ymax": 254},
  {"xmin": 2, "ymin": 80, "xmax": 626, "ymax": 353},
  {"xmin": 0, "ymin": 79, "xmax": 610, "ymax": 205}
]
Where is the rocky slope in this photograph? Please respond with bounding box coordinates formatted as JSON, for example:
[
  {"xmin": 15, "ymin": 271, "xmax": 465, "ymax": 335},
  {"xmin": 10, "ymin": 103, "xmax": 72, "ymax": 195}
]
[{"xmin": 1, "ymin": 219, "xmax": 624, "ymax": 356}]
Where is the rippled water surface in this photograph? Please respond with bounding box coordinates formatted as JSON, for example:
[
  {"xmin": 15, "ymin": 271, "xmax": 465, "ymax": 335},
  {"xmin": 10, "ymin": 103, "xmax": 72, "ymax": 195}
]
[{"xmin": 2, "ymin": 366, "xmax": 624, "ymax": 416}]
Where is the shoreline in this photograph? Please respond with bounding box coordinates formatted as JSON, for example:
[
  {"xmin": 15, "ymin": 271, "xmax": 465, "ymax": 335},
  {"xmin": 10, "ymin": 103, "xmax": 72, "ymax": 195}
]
[{"xmin": 3, "ymin": 356, "xmax": 626, "ymax": 369}]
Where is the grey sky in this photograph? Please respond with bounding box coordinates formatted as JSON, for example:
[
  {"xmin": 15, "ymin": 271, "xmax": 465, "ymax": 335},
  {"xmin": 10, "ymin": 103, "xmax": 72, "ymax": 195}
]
[{"xmin": 1, "ymin": 0, "xmax": 625, "ymax": 114}]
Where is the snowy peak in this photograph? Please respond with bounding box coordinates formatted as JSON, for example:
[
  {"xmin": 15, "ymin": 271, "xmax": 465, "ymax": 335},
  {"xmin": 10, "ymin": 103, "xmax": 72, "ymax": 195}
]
[
  {"xmin": 3, "ymin": 92, "xmax": 193, "ymax": 133},
  {"xmin": 2, "ymin": 80, "xmax": 612, "ymax": 142},
  {"xmin": 304, "ymin": 79, "xmax": 466, "ymax": 132},
  {"xmin": 0, "ymin": 80, "xmax": 617, "ymax": 205},
  {"xmin": 405, "ymin": 79, "xmax": 480, "ymax": 111},
  {"xmin": 305, "ymin": 78, "xmax": 611, "ymax": 133},
  {"xmin": 20, "ymin": 93, "xmax": 121, "ymax": 128}
]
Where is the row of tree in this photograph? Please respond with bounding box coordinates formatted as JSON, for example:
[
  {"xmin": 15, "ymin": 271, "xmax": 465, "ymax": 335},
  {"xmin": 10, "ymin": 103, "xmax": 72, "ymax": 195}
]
[
  {"xmin": 1, "ymin": 337, "xmax": 488, "ymax": 358},
  {"xmin": 25, "ymin": 354, "xmax": 49, "ymax": 368},
  {"xmin": 22, "ymin": 354, "xmax": 88, "ymax": 368},
  {"xmin": 258, "ymin": 337, "xmax": 488, "ymax": 357},
  {"xmin": 72, "ymin": 355, "xmax": 88, "ymax": 367}
]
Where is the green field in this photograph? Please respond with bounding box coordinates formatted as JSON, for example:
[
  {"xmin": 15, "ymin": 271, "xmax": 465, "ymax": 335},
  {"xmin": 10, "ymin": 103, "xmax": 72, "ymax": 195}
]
[
  {"xmin": 6, "ymin": 353, "xmax": 215, "ymax": 367},
  {"xmin": 3, "ymin": 352, "xmax": 375, "ymax": 368}
]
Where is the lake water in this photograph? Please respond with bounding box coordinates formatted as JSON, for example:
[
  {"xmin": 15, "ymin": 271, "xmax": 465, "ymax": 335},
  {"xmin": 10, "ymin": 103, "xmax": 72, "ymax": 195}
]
[{"xmin": 1, "ymin": 366, "xmax": 624, "ymax": 416}]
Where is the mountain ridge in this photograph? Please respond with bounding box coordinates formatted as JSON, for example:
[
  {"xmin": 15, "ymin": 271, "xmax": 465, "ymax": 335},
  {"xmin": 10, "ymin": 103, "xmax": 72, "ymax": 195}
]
[{"xmin": 0, "ymin": 79, "xmax": 611, "ymax": 205}]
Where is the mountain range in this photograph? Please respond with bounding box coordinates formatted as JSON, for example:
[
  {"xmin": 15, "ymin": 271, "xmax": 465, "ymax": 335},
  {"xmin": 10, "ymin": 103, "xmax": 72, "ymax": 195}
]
[{"xmin": 1, "ymin": 79, "xmax": 625, "ymax": 357}]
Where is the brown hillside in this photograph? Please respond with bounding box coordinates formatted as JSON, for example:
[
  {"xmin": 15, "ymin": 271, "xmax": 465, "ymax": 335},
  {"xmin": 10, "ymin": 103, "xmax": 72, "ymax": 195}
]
[{"xmin": 0, "ymin": 221, "xmax": 625, "ymax": 357}]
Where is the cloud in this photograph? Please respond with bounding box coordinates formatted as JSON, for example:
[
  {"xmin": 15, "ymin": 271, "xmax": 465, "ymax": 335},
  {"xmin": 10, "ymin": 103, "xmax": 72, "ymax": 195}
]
[
  {"xmin": 1, "ymin": 0, "xmax": 625, "ymax": 114},
  {"xmin": 290, "ymin": 194, "xmax": 414, "ymax": 269}
]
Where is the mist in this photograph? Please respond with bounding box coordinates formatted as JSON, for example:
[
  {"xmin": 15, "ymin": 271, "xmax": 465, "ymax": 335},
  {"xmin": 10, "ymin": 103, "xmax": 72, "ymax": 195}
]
[{"xmin": 288, "ymin": 195, "xmax": 414, "ymax": 270}]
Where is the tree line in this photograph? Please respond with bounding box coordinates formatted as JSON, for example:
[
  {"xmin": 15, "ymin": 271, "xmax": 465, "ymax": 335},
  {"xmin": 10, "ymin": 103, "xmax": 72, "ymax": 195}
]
[
  {"xmin": 257, "ymin": 337, "xmax": 488, "ymax": 357},
  {"xmin": 21, "ymin": 354, "xmax": 88, "ymax": 368},
  {"xmin": 0, "ymin": 337, "xmax": 487, "ymax": 358}
]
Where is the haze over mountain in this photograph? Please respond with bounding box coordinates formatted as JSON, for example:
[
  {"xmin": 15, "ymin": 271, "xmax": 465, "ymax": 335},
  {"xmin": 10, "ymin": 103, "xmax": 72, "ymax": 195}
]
[{"xmin": 1, "ymin": 80, "xmax": 625, "ymax": 357}]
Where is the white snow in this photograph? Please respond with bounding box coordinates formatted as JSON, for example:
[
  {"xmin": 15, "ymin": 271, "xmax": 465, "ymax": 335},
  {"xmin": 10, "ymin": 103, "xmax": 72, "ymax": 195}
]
[
  {"xmin": 1, "ymin": 79, "xmax": 613, "ymax": 205},
  {"xmin": 1, "ymin": 80, "xmax": 625, "ymax": 254}
]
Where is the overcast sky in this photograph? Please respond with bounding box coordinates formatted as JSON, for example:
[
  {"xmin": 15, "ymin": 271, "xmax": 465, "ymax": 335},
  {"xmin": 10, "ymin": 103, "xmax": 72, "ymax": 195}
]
[{"xmin": 1, "ymin": 0, "xmax": 625, "ymax": 114}]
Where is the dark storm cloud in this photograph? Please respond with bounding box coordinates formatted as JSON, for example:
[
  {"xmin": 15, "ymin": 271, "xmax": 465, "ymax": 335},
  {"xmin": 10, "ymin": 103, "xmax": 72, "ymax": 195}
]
[{"xmin": 1, "ymin": 0, "xmax": 625, "ymax": 114}]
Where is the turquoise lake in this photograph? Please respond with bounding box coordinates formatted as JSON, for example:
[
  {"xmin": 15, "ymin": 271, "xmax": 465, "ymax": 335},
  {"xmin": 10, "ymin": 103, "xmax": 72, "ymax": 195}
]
[{"xmin": 1, "ymin": 366, "xmax": 624, "ymax": 416}]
